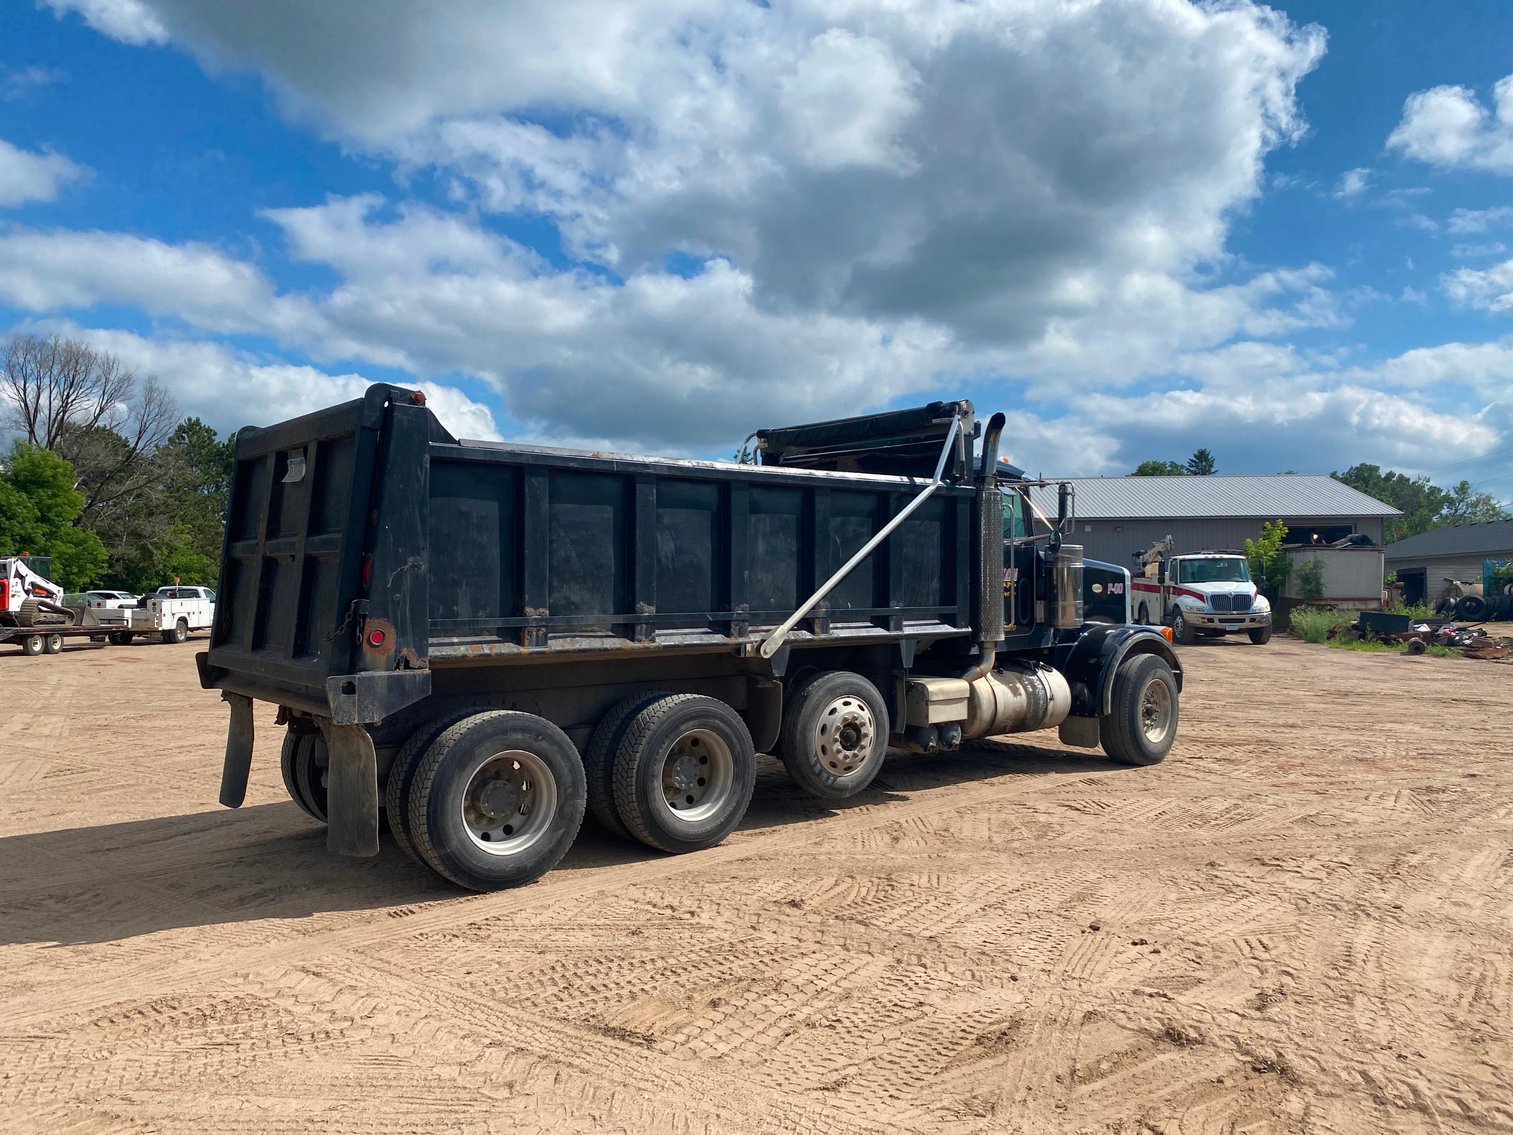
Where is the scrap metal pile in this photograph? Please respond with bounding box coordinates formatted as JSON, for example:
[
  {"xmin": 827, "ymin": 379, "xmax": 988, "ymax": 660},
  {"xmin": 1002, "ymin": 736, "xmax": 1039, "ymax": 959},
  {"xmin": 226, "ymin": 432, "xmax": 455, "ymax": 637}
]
[{"xmin": 1333, "ymin": 611, "xmax": 1513, "ymax": 661}]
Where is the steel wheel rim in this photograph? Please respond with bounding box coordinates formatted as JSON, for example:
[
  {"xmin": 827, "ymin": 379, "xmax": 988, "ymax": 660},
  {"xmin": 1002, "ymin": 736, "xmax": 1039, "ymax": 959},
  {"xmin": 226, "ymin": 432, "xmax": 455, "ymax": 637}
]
[
  {"xmin": 1139, "ymin": 679, "xmax": 1173, "ymax": 745},
  {"xmin": 1173, "ymin": 612, "xmax": 1185, "ymax": 637},
  {"xmin": 810, "ymin": 694, "xmax": 876, "ymax": 776},
  {"xmin": 460, "ymin": 749, "xmax": 558, "ymax": 856},
  {"xmin": 655, "ymin": 728, "xmax": 734, "ymax": 826}
]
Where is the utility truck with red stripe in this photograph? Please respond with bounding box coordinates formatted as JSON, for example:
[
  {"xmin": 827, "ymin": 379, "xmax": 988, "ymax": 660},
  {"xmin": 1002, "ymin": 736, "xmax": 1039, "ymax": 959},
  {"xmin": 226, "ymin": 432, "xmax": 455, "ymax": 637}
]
[{"xmin": 1129, "ymin": 536, "xmax": 1272, "ymax": 646}]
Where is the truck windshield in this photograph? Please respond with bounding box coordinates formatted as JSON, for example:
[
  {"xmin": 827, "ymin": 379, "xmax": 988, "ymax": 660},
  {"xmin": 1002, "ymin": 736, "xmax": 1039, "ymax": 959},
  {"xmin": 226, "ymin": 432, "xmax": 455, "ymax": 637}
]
[{"xmin": 1179, "ymin": 559, "xmax": 1252, "ymax": 584}]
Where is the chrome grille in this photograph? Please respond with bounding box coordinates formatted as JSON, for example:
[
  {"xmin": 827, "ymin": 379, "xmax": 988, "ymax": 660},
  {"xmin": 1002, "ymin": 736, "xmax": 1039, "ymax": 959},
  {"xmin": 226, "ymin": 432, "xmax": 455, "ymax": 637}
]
[
  {"xmin": 1210, "ymin": 593, "xmax": 1232, "ymax": 613},
  {"xmin": 1231, "ymin": 593, "xmax": 1252, "ymax": 613}
]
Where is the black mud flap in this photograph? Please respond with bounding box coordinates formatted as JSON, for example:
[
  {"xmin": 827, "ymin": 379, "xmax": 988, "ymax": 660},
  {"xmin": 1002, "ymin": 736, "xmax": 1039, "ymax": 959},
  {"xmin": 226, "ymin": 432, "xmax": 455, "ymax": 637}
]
[
  {"xmin": 218, "ymin": 693, "xmax": 254, "ymax": 808},
  {"xmin": 321, "ymin": 721, "xmax": 380, "ymax": 857}
]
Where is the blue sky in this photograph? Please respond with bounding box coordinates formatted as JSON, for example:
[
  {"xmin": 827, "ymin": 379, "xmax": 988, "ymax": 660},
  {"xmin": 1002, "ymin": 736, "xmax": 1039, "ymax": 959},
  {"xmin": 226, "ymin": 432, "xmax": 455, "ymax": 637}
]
[{"xmin": 2, "ymin": 0, "xmax": 1510, "ymax": 505}]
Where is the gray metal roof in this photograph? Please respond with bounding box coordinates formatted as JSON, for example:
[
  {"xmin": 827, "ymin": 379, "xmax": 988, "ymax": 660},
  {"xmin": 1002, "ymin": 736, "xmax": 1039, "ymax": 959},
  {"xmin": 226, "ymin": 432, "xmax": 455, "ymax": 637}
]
[
  {"xmin": 1384, "ymin": 518, "xmax": 1513, "ymax": 560},
  {"xmin": 1022, "ymin": 475, "xmax": 1400, "ymax": 520}
]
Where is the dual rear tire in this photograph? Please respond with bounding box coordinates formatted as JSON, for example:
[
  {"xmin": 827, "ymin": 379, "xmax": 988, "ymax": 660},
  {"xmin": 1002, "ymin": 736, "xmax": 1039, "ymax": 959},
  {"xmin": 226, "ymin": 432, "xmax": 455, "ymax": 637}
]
[{"xmin": 582, "ymin": 692, "xmax": 757, "ymax": 853}]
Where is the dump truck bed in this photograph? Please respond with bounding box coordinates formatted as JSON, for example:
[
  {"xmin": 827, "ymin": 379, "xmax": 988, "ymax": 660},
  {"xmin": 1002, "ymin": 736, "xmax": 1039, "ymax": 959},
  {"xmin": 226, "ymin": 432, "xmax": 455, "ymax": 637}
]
[{"xmin": 200, "ymin": 386, "xmax": 980, "ymax": 726}]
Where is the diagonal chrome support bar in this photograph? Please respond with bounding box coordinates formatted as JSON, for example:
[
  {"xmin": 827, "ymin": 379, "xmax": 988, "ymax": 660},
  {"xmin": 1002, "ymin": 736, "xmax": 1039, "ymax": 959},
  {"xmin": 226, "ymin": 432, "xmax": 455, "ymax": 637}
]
[{"xmin": 759, "ymin": 412, "xmax": 964, "ymax": 660}]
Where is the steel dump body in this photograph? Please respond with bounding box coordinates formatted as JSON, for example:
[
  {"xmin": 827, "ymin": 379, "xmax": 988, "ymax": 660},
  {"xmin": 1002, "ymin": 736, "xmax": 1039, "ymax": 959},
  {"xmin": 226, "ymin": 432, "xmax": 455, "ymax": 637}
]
[{"xmin": 201, "ymin": 386, "xmax": 980, "ymax": 727}]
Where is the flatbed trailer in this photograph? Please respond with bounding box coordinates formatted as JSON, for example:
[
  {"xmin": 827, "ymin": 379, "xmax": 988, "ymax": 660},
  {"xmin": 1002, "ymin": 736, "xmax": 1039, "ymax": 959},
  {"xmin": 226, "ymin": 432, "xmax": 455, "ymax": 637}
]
[
  {"xmin": 200, "ymin": 385, "xmax": 1184, "ymax": 891},
  {"xmin": 0, "ymin": 623, "xmax": 110, "ymax": 657}
]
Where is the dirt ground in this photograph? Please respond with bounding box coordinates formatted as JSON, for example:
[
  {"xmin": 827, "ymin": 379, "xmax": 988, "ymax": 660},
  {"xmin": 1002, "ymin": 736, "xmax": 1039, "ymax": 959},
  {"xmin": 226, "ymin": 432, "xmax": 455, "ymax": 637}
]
[{"xmin": 1, "ymin": 631, "xmax": 1510, "ymax": 1135}]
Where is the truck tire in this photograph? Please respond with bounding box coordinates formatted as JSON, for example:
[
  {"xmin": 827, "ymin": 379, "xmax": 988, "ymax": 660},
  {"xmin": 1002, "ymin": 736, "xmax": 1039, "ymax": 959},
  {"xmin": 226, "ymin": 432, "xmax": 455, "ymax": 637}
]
[
  {"xmin": 611, "ymin": 694, "xmax": 756, "ymax": 855},
  {"xmin": 279, "ymin": 730, "xmax": 328, "ymax": 822},
  {"xmin": 44, "ymin": 633, "xmax": 63, "ymax": 654},
  {"xmin": 1137, "ymin": 602, "xmax": 1150, "ymax": 625},
  {"xmin": 109, "ymin": 631, "xmax": 134, "ymax": 646},
  {"xmin": 1248, "ymin": 624, "xmax": 1272, "ymax": 644},
  {"xmin": 383, "ymin": 706, "xmax": 482, "ymax": 864},
  {"xmin": 1099, "ymin": 654, "xmax": 1179, "ymax": 767},
  {"xmin": 1171, "ymin": 608, "xmax": 1196, "ymax": 645},
  {"xmin": 162, "ymin": 618, "xmax": 189, "ymax": 644},
  {"xmin": 583, "ymin": 691, "xmax": 670, "ymax": 838},
  {"xmin": 408, "ymin": 711, "xmax": 586, "ymax": 891},
  {"xmin": 1455, "ymin": 594, "xmax": 1488, "ymax": 621},
  {"xmin": 777, "ymin": 671, "xmax": 889, "ymax": 801},
  {"xmin": 22, "ymin": 634, "xmax": 44, "ymax": 657}
]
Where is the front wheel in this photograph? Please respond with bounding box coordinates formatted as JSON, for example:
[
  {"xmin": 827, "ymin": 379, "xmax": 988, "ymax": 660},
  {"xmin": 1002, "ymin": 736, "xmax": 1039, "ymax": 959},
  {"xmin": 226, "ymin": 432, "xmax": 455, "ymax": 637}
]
[
  {"xmin": 109, "ymin": 631, "xmax": 134, "ymax": 646},
  {"xmin": 21, "ymin": 634, "xmax": 44, "ymax": 657},
  {"xmin": 777, "ymin": 671, "xmax": 889, "ymax": 800},
  {"xmin": 1100, "ymin": 654, "xmax": 1179, "ymax": 766},
  {"xmin": 612, "ymin": 695, "xmax": 756, "ymax": 854},
  {"xmin": 1172, "ymin": 609, "xmax": 1196, "ymax": 645},
  {"xmin": 408, "ymin": 711, "xmax": 586, "ymax": 891},
  {"xmin": 1248, "ymin": 624, "xmax": 1272, "ymax": 644},
  {"xmin": 1137, "ymin": 602, "xmax": 1150, "ymax": 625}
]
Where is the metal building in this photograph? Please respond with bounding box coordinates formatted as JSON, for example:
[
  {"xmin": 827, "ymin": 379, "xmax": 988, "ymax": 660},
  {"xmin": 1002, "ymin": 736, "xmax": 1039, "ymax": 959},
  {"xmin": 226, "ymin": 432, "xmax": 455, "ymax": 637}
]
[
  {"xmin": 1025, "ymin": 475, "xmax": 1400, "ymax": 568},
  {"xmin": 1384, "ymin": 519, "xmax": 1513, "ymax": 606}
]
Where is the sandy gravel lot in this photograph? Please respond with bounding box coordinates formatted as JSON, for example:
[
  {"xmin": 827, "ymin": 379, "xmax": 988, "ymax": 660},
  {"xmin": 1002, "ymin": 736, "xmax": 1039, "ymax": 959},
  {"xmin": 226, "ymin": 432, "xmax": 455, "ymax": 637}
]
[{"xmin": 1, "ymin": 631, "xmax": 1510, "ymax": 1134}]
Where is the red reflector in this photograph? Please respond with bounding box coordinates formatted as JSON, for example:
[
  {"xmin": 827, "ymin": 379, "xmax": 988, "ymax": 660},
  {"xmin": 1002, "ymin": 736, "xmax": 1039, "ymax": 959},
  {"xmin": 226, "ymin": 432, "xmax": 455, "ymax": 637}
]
[
  {"xmin": 361, "ymin": 555, "xmax": 373, "ymax": 588},
  {"xmin": 368, "ymin": 628, "xmax": 386, "ymax": 647}
]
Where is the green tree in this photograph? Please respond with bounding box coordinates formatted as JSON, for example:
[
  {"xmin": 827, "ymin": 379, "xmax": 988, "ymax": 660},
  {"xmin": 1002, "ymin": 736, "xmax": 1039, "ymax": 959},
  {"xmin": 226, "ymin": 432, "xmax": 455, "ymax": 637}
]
[
  {"xmin": 1129, "ymin": 459, "xmax": 1187, "ymax": 476},
  {"xmin": 0, "ymin": 442, "xmax": 108, "ymax": 589},
  {"xmin": 1332, "ymin": 464, "xmax": 1509, "ymax": 542},
  {"xmin": 1185, "ymin": 448, "xmax": 1217, "ymax": 476},
  {"xmin": 1243, "ymin": 518, "xmax": 1290, "ymax": 601},
  {"xmin": 1440, "ymin": 479, "xmax": 1509, "ymax": 525},
  {"xmin": 89, "ymin": 418, "xmax": 233, "ymax": 592}
]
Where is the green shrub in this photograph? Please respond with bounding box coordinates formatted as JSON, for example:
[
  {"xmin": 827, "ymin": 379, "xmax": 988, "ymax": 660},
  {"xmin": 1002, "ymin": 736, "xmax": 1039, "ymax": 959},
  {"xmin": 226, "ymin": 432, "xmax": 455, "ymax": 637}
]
[
  {"xmin": 1296, "ymin": 558, "xmax": 1326, "ymax": 602},
  {"xmin": 1288, "ymin": 605, "xmax": 1355, "ymax": 643}
]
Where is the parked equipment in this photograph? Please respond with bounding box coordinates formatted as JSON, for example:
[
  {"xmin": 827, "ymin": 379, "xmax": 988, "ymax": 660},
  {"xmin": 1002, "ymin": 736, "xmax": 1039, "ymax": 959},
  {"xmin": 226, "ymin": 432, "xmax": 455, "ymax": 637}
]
[
  {"xmin": 0, "ymin": 555, "xmax": 117, "ymax": 657},
  {"xmin": 200, "ymin": 386, "xmax": 1183, "ymax": 891},
  {"xmin": 0, "ymin": 555, "xmax": 78, "ymax": 628}
]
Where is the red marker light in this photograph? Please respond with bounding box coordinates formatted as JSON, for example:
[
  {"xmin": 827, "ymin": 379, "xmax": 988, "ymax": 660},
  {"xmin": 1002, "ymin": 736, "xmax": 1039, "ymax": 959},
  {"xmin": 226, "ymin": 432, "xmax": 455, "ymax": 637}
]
[{"xmin": 368, "ymin": 628, "xmax": 387, "ymax": 647}]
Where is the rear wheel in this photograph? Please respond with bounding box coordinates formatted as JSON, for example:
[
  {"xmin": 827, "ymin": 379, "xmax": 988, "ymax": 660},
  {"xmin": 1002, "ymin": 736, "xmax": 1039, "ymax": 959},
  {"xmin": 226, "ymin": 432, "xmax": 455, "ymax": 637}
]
[
  {"xmin": 1100, "ymin": 654, "xmax": 1179, "ymax": 767},
  {"xmin": 583, "ymin": 691, "xmax": 669, "ymax": 838},
  {"xmin": 611, "ymin": 695, "xmax": 756, "ymax": 854},
  {"xmin": 44, "ymin": 633, "xmax": 63, "ymax": 654},
  {"xmin": 1137, "ymin": 602, "xmax": 1150, "ymax": 625},
  {"xmin": 777, "ymin": 671, "xmax": 889, "ymax": 801},
  {"xmin": 279, "ymin": 730, "xmax": 328, "ymax": 822},
  {"xmin": 408, "ymin": 711, "xmax": 586, "ymax": 891},
  {"xmin": 21, "ymin": 634, "xmax": 44, "ymax": 657},
  {"xmin": 161, "ymin": 618, "xmax": 189, "ymax": 645},
  {"xmin": 384, "ymin": 706, "xmax": 481, "ymax": 864},
  {"xmin": 1248, "ymin": 624, "xmax": 1272, "ymax": 644}
]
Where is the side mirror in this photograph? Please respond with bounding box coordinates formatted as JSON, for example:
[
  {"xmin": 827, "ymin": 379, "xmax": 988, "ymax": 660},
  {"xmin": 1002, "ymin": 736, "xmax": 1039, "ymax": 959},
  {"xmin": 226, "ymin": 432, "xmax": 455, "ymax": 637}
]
[{"xmin": 1056, "ymin": 483, "xmax": 1075, "ymax": 536}]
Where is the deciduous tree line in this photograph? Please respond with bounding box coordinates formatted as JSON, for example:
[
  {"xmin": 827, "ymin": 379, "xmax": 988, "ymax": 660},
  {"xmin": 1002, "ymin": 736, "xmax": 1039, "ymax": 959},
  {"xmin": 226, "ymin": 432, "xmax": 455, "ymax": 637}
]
[{"xmin": 0, "ymin": 334, "xmax": 233, "ymax": 592}]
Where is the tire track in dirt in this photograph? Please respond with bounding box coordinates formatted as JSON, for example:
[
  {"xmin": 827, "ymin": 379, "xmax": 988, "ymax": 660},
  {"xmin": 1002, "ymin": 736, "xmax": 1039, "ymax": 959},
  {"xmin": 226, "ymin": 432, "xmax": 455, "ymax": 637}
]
[{"xmin": 0, "ymin": 754, "xmax": 1130, "ymax": 1034}]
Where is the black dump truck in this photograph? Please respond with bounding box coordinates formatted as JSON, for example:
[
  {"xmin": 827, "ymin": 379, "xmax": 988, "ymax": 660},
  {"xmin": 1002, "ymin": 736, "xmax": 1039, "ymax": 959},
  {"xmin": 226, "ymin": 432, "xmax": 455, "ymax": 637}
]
[{"xmin": 200, "ymin": 386, "xmax": 1182, "ymax": 891}]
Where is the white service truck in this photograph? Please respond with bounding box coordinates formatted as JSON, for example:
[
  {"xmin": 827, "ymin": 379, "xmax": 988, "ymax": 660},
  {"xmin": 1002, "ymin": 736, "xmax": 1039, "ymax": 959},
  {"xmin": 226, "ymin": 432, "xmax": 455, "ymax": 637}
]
[
  {"xmin": 119, "ymin": 586, "xmax": 217, "ymax": 644},
  {"xmin": 1130, "ymin": 546, "xmax": 1272, "ymax": 645}
]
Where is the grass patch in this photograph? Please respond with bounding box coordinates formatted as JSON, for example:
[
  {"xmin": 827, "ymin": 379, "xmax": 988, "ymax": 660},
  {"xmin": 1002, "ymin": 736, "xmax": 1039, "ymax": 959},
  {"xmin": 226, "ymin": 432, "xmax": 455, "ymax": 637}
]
[
  {"xmin": 1288, "ymin": 606, "xmax": 1355, "ymax": 643},
  {"xmin": 1329, "ymin": 639, "xmax": 1453, "ymax": 657}
]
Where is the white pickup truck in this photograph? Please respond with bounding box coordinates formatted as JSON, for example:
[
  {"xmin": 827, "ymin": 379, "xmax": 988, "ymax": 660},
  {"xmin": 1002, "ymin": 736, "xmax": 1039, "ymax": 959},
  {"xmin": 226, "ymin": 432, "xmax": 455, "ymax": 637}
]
[{"xmin": 116, "ymin": 586, "xmax": 218, "ymax": 645}]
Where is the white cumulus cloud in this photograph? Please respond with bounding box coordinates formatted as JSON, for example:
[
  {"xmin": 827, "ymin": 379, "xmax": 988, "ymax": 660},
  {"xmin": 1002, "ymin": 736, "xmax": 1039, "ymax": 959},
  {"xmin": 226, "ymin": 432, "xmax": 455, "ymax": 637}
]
[
  {"xmin": 0, "ymin": 138, "xmax": 87, "ymax": 207},
  {"xmin": 1388, "ymin": 73, "xmax": 1513, "ymax": 173}
]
